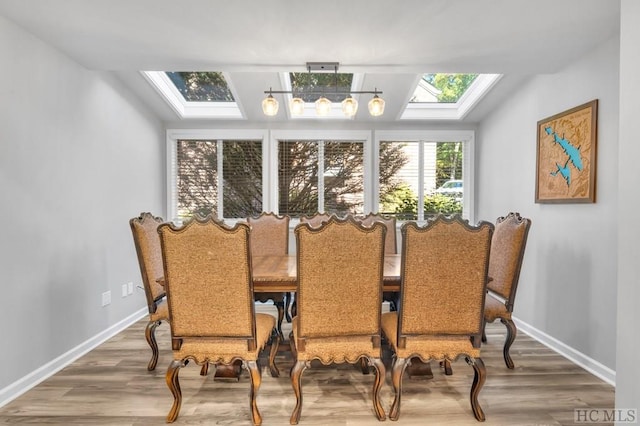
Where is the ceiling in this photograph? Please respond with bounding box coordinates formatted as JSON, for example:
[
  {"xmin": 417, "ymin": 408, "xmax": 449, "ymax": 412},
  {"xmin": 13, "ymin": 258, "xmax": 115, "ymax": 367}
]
[{"xmin": 0, "ymin": 0, "xmax": 620, "ymax": 124}]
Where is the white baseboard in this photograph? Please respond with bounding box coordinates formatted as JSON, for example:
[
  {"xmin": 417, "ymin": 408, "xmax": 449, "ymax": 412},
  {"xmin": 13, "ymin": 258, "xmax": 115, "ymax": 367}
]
[
  {"xmin": 513, "ymin": 317, "xmax": 616, "ymax": 386},
  {"xmin": 0, "ymin": 307, "xmax": 148, "ymax": 408}
]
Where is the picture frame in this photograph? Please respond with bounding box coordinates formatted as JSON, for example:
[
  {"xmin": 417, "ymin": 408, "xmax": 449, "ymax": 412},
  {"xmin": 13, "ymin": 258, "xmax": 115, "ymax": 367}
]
[{"xmin": 535, "ymin": 99, "xmax": 598, "ymax": 203}]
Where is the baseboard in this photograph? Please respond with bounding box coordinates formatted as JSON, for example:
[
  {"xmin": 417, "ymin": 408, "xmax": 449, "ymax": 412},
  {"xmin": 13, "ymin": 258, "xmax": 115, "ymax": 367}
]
[
  {"xmin": 0, "ymin": 307, "xmax": 148, "ymax": 408},
  {"xmin": 513, "ymin": 317, "xmax": 616, "ymax": 386}
]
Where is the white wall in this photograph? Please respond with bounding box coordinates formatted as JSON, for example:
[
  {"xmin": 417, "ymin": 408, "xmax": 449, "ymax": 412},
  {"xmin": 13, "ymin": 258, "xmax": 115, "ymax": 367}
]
[
  {"xmin": 0, "ymin": 15, "xmax": 164, "ymax": 397},
  {"xmin": 477, "ymin": 36, "xmax": 620, "ymax": 372},
  {"xmin": 616, "ymin": 0, "xmax": 640, "ymax": 409}
]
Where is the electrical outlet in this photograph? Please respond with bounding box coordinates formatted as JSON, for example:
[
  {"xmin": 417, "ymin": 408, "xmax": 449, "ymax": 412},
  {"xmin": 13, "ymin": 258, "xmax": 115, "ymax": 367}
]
[
  {"xmin": 121, "ymin": 284, "xmax": 128, "ymax": 298},
  {"xmin": 102, "ymin": 290, "xmax": 111, "ymax": 306},
  {"xmin": 127, "ymin": 282, "xmax": 133, "ymax": 295}
]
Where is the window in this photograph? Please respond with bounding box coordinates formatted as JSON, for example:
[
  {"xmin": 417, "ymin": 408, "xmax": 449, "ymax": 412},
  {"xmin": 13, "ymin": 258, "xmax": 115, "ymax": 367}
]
[
  {"xmin": 278, "ymin": 139, "xmax": 364, "ymax": 217},
  {"xmin": 167, "ymin": 129, "xmax": 472, "ymax": 223},
  {"xmin": 375, "ymin": 131, "xmax": 474, "ymax": 222},
  {"xmin": 167, "ymin": 130, "xmax": 267, "ymax": 221}
]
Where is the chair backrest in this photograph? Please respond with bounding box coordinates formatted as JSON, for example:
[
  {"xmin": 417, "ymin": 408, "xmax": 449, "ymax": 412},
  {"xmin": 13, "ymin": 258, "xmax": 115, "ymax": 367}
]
[
  {"xmin": 295, "ymin": 216, "xmax": 386, "ymax": 340},
  {"xmin": 359, "ymin": 212, "xmax": 397, "ymax": 254},
  {"xmin": 158, "ymin": 216, "xmax": 257, "ymax": 350},
  {"xmin": 487, "ymin": 212, "xmax": 532, "ymax": 310},
  {"xmin": 129, "ymin": 212, "xmax": 166, "ymax": 314},
  {"xmin": 299, "ymin": 212, "xmax": 332, "ymax": 228},
  {"xmin": 398, "ymin": 215, "xmax": 493, "ymax": 347},
  {"xmin": 247, "ymin": 212, "xmax": 290, "ymax": 256}
]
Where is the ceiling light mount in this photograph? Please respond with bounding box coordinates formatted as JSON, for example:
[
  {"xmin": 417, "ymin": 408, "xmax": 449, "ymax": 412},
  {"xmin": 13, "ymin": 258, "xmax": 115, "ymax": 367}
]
[{"xmin": 261, "ymin": 62, "xmax": 384, "ymax": 117}]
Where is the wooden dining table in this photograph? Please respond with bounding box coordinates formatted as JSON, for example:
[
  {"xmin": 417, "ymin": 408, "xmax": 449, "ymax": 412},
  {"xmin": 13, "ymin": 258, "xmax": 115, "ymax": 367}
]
[{"xmin": 251, "ymin": 253, "xmax": 401, "ymax": 293}]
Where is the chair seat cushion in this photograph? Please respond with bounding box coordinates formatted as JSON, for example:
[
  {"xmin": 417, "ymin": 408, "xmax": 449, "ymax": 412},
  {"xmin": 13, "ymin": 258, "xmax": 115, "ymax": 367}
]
[
  {"xmin": 381, "ymin": 312, "xmax": 480, "ymax": 360},
  {"xmin": 149, "ymin": 298, "xmax": 169, "ymax": 322},
  {"xmin": 292, "ymin": 317, "xmax": 381, "ymax": 363},
  {"xmin": 173, "ymin": 313, "xmax": 276, "ymax": 364},
  {"xmin": 484, "ymin": 293, "xmax": 511, "ymax": 322}
]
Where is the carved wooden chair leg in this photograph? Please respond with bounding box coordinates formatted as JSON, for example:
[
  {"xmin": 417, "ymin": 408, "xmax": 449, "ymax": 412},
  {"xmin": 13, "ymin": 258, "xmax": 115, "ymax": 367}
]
[
  {"xmin": 481, "ymin": 320, "xmax": 487, "ymax": 343},
  {"xmin": 145, "ymin": 320, "xmax": 161, "ymax": 371},
  {"xmin": 284, "ymin": 292, "xmax": 292, "ymax": 323},
  {"xmin": 268, "ymin": 333, "xmax": 280, "ymax": 378},
  {"xmin": 501, "ymin": 318, "xmax": 517, "ymax": 369},
  {"xmin": 389, "ymin": 357, "xmax": 408, "ymax": 421},
  {"xmin": 273, "ymin": 300, "xmax": 285, "ymax": 340},
  {"xmin": 289, "ymin": 360, "xmax": 307, "ymax": 425},
  {"xmin": 370, "ymin": 357, "xmax": 387, "ymax": 421},
  {"xmin": 440, "ymin": 359, "xmax": 453, "ymax": 375},
  {"xmin": 166, "ymin": 359, "xmax": 184, "ymax": 423},
  {"xmin": 359, "ymin": 357, "xmax": 370, "ymax": 374},
  {"xmin": 246, "ymin": 360, "xmax": 263, "ymax": 426},
  {"xmin": 466, "ymin": 356, "xmax": 486, "ymax": 421},
  {"xmin": 200, "ymin": 363, "xmax": 209, "ymax": 376}
]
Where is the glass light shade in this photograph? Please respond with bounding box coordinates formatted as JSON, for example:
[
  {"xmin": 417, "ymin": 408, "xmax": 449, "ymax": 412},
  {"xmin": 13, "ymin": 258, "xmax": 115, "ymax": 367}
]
[
  {"xmin": 262, "ymin": 94, "xmax": 279, "ymax": 116},
  {"xmin": 315, "ymin": 96, "xmax": 332, "ymax": 116},
  {"xmin": 290, "ymin": 97, "xmax": 305, "ymax": 116},
  {"xmin": 341, "ymin": 97, "xmax": 358, "ymax": 117},
  {"xmin": 368, "ymin": 95, "xmax": 385, "ymax": 116}
]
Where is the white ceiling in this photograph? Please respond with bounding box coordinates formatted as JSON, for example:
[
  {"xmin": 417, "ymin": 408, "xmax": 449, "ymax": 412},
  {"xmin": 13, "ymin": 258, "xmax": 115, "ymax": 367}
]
[{"xmin": 0, "ymin": 0, "xmax": 620, "ymax": 124}]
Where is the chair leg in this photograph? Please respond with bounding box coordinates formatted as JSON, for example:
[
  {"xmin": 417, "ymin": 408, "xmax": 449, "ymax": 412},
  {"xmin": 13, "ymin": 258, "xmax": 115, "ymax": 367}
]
[
  {"xmin": 466, "ymin": 356, "xmax": 486, "ymax": 421},
  {"xmin": 369, "ymin": 357, "xmax": 387, "ymax": 421},
  {"xmin": 200, "ymin": 363, "xmax": 209, "ymax": 376},
  {"xmin": 246, "ymin": 360, "xmax": 263, "ymax": 426},
  {"xmin": 284, "ymin": 292, "xmax": 292, "ymax": 323},
  {"xmin": 501, "ymin": 318, "xmax": 517, "ymax": 369},
  {"xmin": 359, "ymin": 357, "xmax": 370, "ymax": 374},
  {"xmin": 389, "ymin": 357, "xmax": 408, "ymax": 421},
  {"xmin": 290, "ymin": 360, "xmax": 307, "ymax": 425},
  {"xmin": 273, "ymin": 300, "xmax": 285, "ymax": 340},
  {"xmin": 481, "ymin": 320, "xmax": 488, "ymax": 343},
  {"xmin": 269, "ymin": 333, "xmax": 280, "ymax": 378},
  {"xmin": 145, "ymin": 320, "xmax": 161, "ymax": 371},
  {"xmin": 441, "ymin": 359, "xmax": 453, "ymax": 375},
  {"xmin": 166, "ymin": 359, "xmax": 184, "ymax": 423}
]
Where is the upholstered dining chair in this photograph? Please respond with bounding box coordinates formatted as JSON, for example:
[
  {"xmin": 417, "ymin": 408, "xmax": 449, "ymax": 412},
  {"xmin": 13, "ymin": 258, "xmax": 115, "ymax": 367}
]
[
  {"xmin": 247, "ymin": 212, "xmax": 290, "ymax": 339},
  {"xmin": 290, "ymin": 216, "xmax": 387, "ymax": 424},
  {"xmin": 483, "ymin": 212, "xmax": 532, "ymax": 369},
  {"xmin": 158, "ymin": 216, "xmax": 279, "ymax": 425},
  {"xmin": 299, "ymin": 212, "xmax": 332, "ymax": 228},
  {"xmin": 381, "ymin": 215, "xmax": 494, "ymax": 422},
  {"xmin": 359, "ymin": 212, "xmax": 398, "ymax": 310},
  {"xmin": 129, "ymin": 212, "xmax": 170, "ymax": 371}
]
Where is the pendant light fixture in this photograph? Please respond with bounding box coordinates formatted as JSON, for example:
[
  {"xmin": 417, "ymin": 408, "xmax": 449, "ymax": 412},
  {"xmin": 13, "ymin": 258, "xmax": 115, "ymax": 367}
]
[{"xmin": 261, "ymin": 62, "xmax": 384, "ymax": 118}]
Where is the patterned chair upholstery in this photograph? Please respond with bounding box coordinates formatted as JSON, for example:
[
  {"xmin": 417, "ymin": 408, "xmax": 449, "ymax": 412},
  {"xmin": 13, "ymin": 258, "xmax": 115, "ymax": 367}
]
[
  {"xmin": 483, "ymin": 212, "xmax": 532, "ymax": 369},
  {"xmin": 290, "ymin": 216, "xmax": 387, "ymax": 424},
  {"xmin": 158, "ymin": 216, "xmax": 279, "ymax": 425},
  {"xmin": 359, "ymin": 212, "xmax": 399, "ymax": 309},
  {"xmin": 247, "ymin": 212, "xmax": 290, "ymax": 339},
  {"xmin": 381, "ymin": 215, "xmax": 494, "ymax": 421},
  {"xmin": 129, "ymin": 212, "xmax": 169, "ymax": 371}
]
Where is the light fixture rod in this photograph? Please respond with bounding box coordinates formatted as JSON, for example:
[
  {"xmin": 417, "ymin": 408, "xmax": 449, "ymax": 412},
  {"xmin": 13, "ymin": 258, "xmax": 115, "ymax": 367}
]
[{"xmin": 264, "ymin": 90, "xmax": 383, "ymax": 95}]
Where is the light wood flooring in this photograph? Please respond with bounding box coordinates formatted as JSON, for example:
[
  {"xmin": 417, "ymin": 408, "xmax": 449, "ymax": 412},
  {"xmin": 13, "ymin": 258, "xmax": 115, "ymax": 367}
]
[{"xmin": 0, "ymin": 306, "xmax": 614, "ymax": 425}]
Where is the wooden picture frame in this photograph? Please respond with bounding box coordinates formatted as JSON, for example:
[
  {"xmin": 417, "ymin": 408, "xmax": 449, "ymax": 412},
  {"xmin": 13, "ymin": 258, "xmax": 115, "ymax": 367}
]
[{"xmin": 535, "ymin": 100, "xmax": 598, "ymax": 203}]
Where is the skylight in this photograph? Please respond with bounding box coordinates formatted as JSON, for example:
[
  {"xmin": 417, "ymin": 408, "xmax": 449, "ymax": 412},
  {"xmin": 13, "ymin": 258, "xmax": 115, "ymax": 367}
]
[
  {"xmin": 401, "ymin": 73, "xmax": 502, "ymax": 120},
  {"xmin": 143, "ymin": 71, "xmax": 243, "ymax": 119}
]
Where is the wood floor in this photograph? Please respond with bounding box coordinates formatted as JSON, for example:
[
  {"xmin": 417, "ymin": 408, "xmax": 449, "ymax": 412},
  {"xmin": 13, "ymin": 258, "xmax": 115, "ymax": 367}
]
[{"xmin": 0, "ymin": 306, "xmax": 614, "ymax": 425}]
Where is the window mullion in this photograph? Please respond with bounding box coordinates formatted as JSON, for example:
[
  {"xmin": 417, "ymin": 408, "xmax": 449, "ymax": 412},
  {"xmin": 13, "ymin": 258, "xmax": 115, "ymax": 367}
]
[
  {"xmin": 318, "ymin": 140, "xmax": 325, "ymax": 213},
  {"xmin": 417, "ymin": 141, "xmax": 425, "ymax": 221},
  {"xmin": 217, "ymin": 139, "xmax": 223, "ymax": 220}
]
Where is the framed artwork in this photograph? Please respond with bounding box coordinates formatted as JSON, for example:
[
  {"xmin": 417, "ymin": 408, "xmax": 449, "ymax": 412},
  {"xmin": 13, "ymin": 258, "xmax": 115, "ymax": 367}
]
[{"xmin": 535, "ymin": 100, "xmax": 598, "ymax": 203}]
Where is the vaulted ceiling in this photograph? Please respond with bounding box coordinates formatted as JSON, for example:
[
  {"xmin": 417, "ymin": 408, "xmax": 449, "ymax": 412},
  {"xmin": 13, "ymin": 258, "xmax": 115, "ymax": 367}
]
[{"xmin": 0, "ymin": 0, "xmax": 620, "ymax": 124}]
